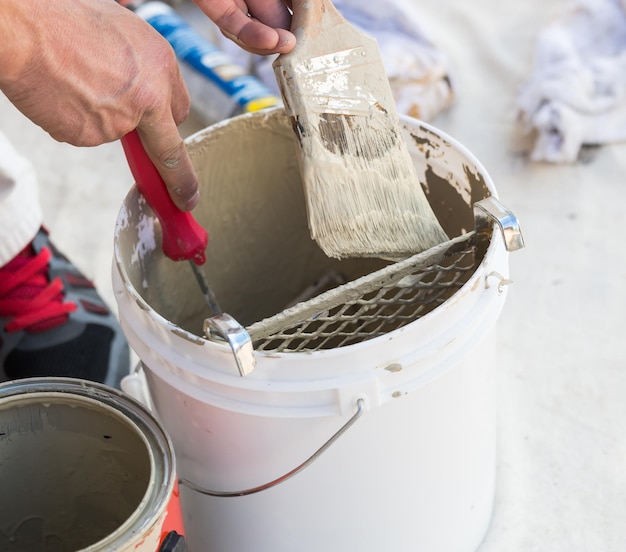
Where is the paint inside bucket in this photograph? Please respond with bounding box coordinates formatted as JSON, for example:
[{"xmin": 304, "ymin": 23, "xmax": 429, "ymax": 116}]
[
  {"xmin": 113, "ymin": 108, "xmax": 521, "ymax": 551},
  {"xmin": 0, "ymin": 378, "xmax": 179, "ymax": 552},
  {"xmin": 115, "ymin": 109, "xmax": 490, "ymax": 340}
]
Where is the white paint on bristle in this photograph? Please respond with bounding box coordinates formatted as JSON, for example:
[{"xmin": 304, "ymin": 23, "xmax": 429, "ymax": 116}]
[
  {"xmin": 304, "ymin": 136, "xmax": 449, "ymax": 259},
  {"xmin": 293, "ymin": 93, "xmax": 449, "ymax": 259}
]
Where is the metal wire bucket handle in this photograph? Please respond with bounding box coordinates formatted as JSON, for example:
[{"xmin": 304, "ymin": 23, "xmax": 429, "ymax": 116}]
[{"xmin": 178, "ymin": 398, "xmax": 366, "ymax": 497}]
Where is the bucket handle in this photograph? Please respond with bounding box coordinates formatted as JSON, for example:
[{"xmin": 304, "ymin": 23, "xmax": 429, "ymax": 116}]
[{"xmin": 178, "ymin": 398, "xmax": 365, "ymax": 497}]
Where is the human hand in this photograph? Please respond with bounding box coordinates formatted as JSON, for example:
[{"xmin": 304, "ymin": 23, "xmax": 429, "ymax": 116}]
[
  {"xmin": 0, "ymin": 0, "xmax": 198, "ymax": 211},
  {"xmin": 193, "ymin": 0, "xmax": 296, "ymax": 55}
]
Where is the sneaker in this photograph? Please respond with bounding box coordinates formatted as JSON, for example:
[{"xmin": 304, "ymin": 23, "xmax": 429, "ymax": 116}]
[{"xmin": 0, "ymin": 227, "xmax": 129, "ymax": 387}]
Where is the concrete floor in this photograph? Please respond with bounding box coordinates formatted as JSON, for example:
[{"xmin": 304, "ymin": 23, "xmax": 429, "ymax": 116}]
[{"xmin": 1, "ymin": 0, "xmax": 625, "ymax": 550}]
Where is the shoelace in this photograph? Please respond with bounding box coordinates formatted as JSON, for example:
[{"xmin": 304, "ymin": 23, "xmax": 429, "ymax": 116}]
[{"xmin": 0, "ymin": 246, "xmax": 77, "ymax": 333}]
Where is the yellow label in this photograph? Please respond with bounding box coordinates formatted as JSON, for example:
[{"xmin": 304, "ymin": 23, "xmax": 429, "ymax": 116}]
[{"xmin": 244, "ymin": 96, "xmax": 280, "ymax": 113}]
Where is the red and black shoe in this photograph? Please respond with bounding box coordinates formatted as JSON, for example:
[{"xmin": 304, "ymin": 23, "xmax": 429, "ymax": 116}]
[{"xmin": 0, "ymin": 228, "xmax": 129, "ymax": 387}]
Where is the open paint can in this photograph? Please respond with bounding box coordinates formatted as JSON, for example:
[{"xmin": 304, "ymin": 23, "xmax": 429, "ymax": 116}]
[{"xmin": 0, "ymin": 377, "xmax": 185, "ymax": 551}]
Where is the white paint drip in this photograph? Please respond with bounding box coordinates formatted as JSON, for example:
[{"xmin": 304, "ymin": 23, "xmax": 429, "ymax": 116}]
[
  {"xmin": 130, "ymin": 214, "xmax": 157, "ymax": 289},
  {"xmin": 117, "ymin": 204, "xmax": 130, "ymax": 231}
]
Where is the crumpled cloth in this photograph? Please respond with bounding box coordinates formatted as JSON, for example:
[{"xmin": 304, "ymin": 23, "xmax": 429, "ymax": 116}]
[
  {"xmin": 214, "ymin": 0, "xmax": 454, "ymax": 121},
  {"xmin": 517, "ymin": 0, "xmax": 626, "ymax": 162}
]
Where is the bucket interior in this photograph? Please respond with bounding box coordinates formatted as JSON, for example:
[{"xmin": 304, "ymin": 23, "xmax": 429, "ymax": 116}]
[
  {"xmin": 0, "ymin": 395, "xmax": 151, "ymax": 551},
  {"xmin": 115, "ymin": 109, "xmax": 490, "ymax": 341}
]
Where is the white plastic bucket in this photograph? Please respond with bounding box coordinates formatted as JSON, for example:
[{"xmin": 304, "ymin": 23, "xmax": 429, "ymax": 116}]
[
  {"xmin": 0, "ymin": 378, "xmax": 185, "ymax": 551},
  {"xmin": 113, "ymin": 108, "xmax": 517, "ymax": 552}
]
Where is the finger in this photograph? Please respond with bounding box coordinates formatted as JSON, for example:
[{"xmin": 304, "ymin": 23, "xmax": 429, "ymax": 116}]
[
  {"xmin": 246, "ymin": 0, "xmax": 292, "ymax": 29},
  {"xmin": 221, "ymin": 24, "xmax": 295, "ymax": 55},
  {"xmin": 194, "ymin": 0, "xmax": 295, "ymax": 54},
  {"xmin": 170, "ymin": 69, "xmax": 193, "ymax": 127},
  {"xmin": 136, "ymin": 118, "xmax": 199, "ymax": 212}
]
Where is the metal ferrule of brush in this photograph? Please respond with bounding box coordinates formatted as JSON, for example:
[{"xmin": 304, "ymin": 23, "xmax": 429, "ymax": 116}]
[{"xmin": 276, "ymin": 43, "xmax": 391, "ymax": 118}]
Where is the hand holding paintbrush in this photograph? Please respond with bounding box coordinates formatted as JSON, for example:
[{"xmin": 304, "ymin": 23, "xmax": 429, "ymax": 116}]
[{"xmin": 273, "ymin": 0, "xmax": 449, "ymax": 259}]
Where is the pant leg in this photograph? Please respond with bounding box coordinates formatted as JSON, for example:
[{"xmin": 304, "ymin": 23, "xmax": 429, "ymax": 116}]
[{"xmin": 0, "ymin": 131, "xmax": 42, "ymax": 267}]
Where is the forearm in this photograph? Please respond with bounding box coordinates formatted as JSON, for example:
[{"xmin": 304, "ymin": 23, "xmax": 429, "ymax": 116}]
[{"xmin": 0, "ymin": 0, "xmax": 37, "ymax": 86}]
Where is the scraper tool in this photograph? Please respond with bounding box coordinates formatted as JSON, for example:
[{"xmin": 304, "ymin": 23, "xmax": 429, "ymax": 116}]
[{"xmin": 120, "ymin": 129, "xmax": 221, "ymax": 316}]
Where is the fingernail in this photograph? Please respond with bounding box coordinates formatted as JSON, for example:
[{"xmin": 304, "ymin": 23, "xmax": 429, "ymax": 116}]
[
  {"xmin": 278, "ymin": 32, "xmax": 296, "ymax": 51},
  {"xmin": 223, "ymin": 30, "xmax": 247, "ymax": 47},
  {"xmin": 186, "ymin": 190, "xmax": 200, "ymax": 210}
]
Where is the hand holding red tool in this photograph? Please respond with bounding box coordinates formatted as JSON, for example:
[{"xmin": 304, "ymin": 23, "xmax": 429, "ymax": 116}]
[{"xmin": 121, "ymin": 129, "xmax": 222, "ymax": 316}]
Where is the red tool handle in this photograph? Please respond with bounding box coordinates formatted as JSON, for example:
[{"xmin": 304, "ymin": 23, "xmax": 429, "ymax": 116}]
[{"xmin": 121, "ymin": 129, "xmax": 207, "ymax": 265}]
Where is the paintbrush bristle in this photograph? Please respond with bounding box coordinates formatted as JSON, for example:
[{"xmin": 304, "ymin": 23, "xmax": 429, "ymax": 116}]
[
  {"xmin": 302, "ymin": 112, "xmax": 449, "ymax": 259},
  {"xmin": 284, "ymin": 98, "xmax": 450, "ymax": 258}
]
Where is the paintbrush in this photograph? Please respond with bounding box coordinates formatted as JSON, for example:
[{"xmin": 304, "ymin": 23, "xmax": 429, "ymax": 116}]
[{"xmin": 273, "ymin": 0, "xmax": 449, "ymax": 259}]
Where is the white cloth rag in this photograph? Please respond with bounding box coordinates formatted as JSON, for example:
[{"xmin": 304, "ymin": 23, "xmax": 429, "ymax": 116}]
[
  {"xmin": 517, "ymin": 0, "xmax": 626, "ymax": 162},
  {"xmin": 214, "ymin": 0, "xmax": 455, "ymax": 121}
]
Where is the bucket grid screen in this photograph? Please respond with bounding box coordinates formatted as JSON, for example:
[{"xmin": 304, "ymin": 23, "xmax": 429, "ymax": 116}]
[{"xmin": 247, "ymin": 233, "xmax": 479, "ymax": 352}]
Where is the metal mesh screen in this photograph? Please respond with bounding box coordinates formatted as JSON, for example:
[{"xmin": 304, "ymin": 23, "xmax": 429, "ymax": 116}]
[{"xmin": 247, "ymin": 232, "xmax": 479, "ymax": 352}]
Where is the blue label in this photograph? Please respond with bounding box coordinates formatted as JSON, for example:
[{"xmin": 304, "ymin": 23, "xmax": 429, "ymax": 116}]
[{"xmin": 144, "ymin": 11, "xmax": 275, "ymax": 108}]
